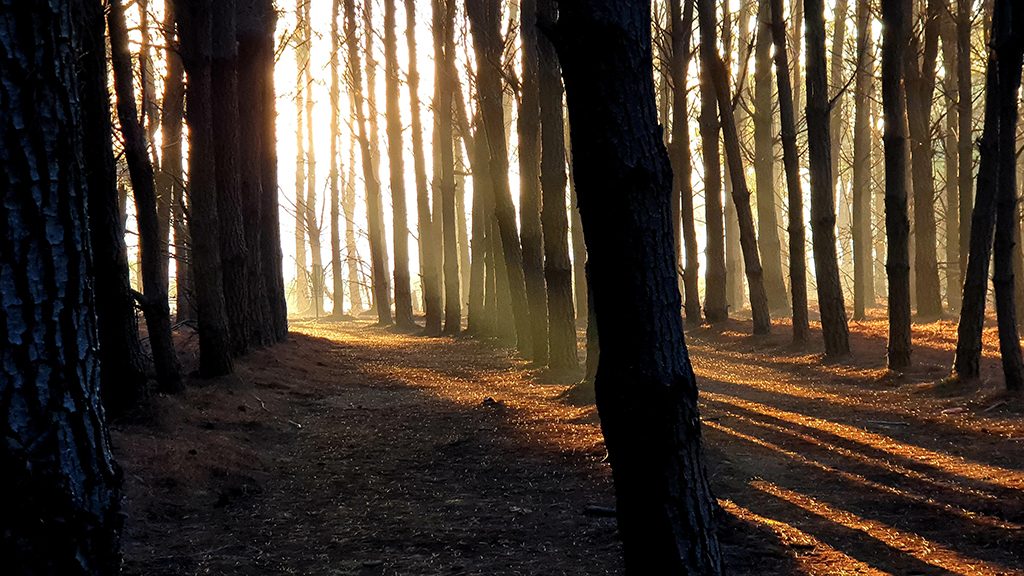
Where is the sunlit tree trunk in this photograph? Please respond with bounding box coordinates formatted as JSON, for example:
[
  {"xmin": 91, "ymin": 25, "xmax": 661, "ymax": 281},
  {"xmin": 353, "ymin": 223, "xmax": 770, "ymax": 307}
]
[
  {"xmin": 176, "ymin": 0, "xmax": 234, "ymax": 376},
  {"xmin": 385, "ymin": 0, "xmax": 414, "ymax": 327},
  {"xmin": 304, "ymin": 0, "xmax": 324, "ymax": 318},
  {"xmin": 939, "ymin": 0, "xmax": 961, "ymax": 312},
  {"xmin": 1, "ymin": 6, "xmax": 123, "ymax": 569},
  {"xmin": 699, "ymin": 0, "xmax": 728, "ymax": 323},
  {"xmin": 770, "ymin": 0, "xmax": 809, "ymax": 344},
  {"xmin": 828, "ymin": 0, "xmax": 847, "ymax": 195},
  {"xmin": 957, "ymin": 0, "xmax": 974, "ymax": 286},
  {"xmin": 329, "ymin": 0, "xmax": 345, "ymax": 318},
  {"xmin": 293, "ymin": 5, "xmax": 309, "ymax": 315},
  {"xmin": 405, "ymin": 0, "xmax": 440, "ymax": 332},
  {"xmin": 555, "ymin": 2, "xmax": 723, "ymax": 571},
  {"xmin": 852, "ymin": 0, "xmax": 875, "ymax": 320},
  {"xmin": 110, "ymin": 0, "xmax": 183, "ymax": 389},
  {"xmin": 343, "ymin": 150, "xmax": 364, "ymax": 314},
  {"xmin": 433, "ymin": 0, "xmax": 460, "ymax": 334},
  {"xmin": 722, "ymin": 0, "xmax": 745, "ymax": 312},
  {"xmin": 467, "ymin": 0, "xmax": 534, "ymax": 355},
  {"xmin": 806, "ymin": 0, "xmax": 851, "ymax": 357}
]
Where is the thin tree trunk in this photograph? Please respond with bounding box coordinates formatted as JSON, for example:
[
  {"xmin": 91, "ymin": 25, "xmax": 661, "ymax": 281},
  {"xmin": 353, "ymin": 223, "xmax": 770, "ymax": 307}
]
[
  {"xmin": 329, "ymin": 0, "xmax": 345, "ymax": 318},
  {"xmin": 828, "ymin": 0, "xmax": 848, "ymax": 194},
  {"xmin": 852, "ymin": 0, "xmax": 874, "ymax": 320},
  {"xmin": 305, "ymin": 0, "xmax": 324, "ymax": 318},
  {"xmin": 466, "ymin": 0, "xmax": 534, "ymax": 356},
  {"xmin": 435, "ymin": 0, "xmax": 460, "ymax": 334},
  {"xmin": 722, "ymin": 0, "xmax": 745, "ymax": 312},
  {"xmin": 939, "ymin": 0, "xmax": 961, "ymax": 312},
  {"xmin": 343, "ymin": 150, "xmax": 364, "ymax": 314},
  {"xmin": 385, "ymin": 0, "xmax": 414, "ymax": 327},
  {"xmin": 554, "ymin": 2, "xmax": 723, "ymax": 571},
  {"xmin": 1, "ymin": 4, "xmax": 123, "ymax": 569},
  {"xmin": 405, "ymin": 0, "xmax": 440, "ymax": 332},
  {"xmin": 806, "ymin": 0, "xmax": 851, "ymax": 357},
  {"xmin": 957, "ymin": 0, "xmax": 973, "ymax": 286},
  {"xmin": 109, "ymin": 0, "xmax": 183, "ymax": 389},
  {"xmin": 176, "ymin": 0, "xmax": 234, "ymax": 376},
  {"xmin": 293, "ymin": 10, "xmax": 309, "ymax": 315},
  {"xmin": 770, "ymin": 0, "xmax": 809, "ymax": 343},
  {"xmin": 699, "ymin": 0, "xmax": 728, "ymax": 323}
]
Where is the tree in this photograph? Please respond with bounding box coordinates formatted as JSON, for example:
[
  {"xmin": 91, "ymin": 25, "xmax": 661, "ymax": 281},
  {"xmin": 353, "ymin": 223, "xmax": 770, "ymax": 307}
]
[
  {"xmin": 329, "ymin": 0, "xmax": 346, "ymax": 319},
  {"xmin": 852, "ymin": 0, "xmax": 875, "ymax": 320},
  {"xmin": 882, "ymin": 0, "xmax": 913, "ymax": 370},
  {"xmin": 938, "ymin": 0, "xmax": 961, "ymax": 312},
  {"xmin": 753, "ymin": 0, "xmax": 789, "ymax": 312},
  {"xmin": 303, "ymin": 0, "xmax": 324, "ymax": 318},
  {"xmin": 538, "ymin": 0, "xmax": 577, "ymax": 369},
  {"xmin": 435, "ymin": 0, "xmax": 461, "ymax": 334},
  {"xmin": 176, "ymin": 0, "xmax": 234, "ymax": 376},
  {"xmin": 770, "ymin": 0, "xmax": 810, "ymax": 344},
  {"xmin": 109, "ymin": 0, "xmax": 183, "ymax": 389},
  {"xmin": 699, "ymin": 0, "xmax": 728, "ymax": 323},
  {"xmin": 553, "ymin": 2, "xmax": 723, "ymax": 571},
  {"xmin": 1, "ymin": 1, "xmax": 123, "ymax": 570},
  {"xmin": 385, "ymin": 0, "xmax": 415, "ymax": 327},
  {"xmin": 519, "ymin": 0, "xmax": 549, "ymax": 360},
  {"xmin": 805, "ymin": 0, "xmax": 851, "ymax": 357},
  {"xmin": 75, "ymin": 0, "xmax": 149, "ymax": 411},
  {"xmin": 957, "ymin": 0, "xmax": 973, "ymax": 288},
  {"xmin": 293, "ymin": 5, "xmax": 310, "ymax": 315},
  {"xmin": 467, "ymin": 0, "xmax": 534, "ymax": 356}
]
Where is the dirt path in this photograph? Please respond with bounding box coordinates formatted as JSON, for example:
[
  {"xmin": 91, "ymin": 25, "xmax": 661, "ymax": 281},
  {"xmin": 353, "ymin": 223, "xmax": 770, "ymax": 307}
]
[{"xmin": 116, "ymin": 320, "xmax": 1024, "ymax": 575}]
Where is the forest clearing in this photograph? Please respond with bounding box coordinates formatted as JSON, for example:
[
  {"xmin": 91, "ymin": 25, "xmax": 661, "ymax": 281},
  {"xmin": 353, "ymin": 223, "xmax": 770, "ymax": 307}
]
[{"xmin": 115, "ymin": 319, "xmax": 1024, "ymax": 575}]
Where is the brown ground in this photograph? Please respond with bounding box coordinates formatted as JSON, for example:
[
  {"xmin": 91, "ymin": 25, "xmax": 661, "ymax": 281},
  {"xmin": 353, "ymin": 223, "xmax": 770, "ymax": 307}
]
[{"xmin": 115, "ymin": 315, "xmax": 1024, "ymax": 575}]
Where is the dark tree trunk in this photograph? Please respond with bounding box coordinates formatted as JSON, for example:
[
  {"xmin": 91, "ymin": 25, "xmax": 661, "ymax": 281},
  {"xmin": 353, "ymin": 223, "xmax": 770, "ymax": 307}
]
[
  {"xmin": 699, "ymin": 0, "xmax": 728, "ymax": 323},
  {"xmin": 177, "ymin": 0, "xmax": 234, "ymax": 376},
  {"xmin": 852, "ymin": 0, "xmax": 875, "ymax": 320},
  {"xmin": 467, "ymin": 0, "xmax": 534, "ymax": 356},
  {"xmin": 1, "ymin": 2, "xmax": 123, "ymax": 569},
  {"xmin": 939, "ymin": 0, "xmax": 961, "ymax": 312},
  {"xmin": 754, "ymin": 0, "xmax": 789, "ymax": 312},
  {"xmin": 385, "ymin": 0, "xmax": 414, "ymax": 327},
  {"xmin": 805, "ymin": 0, "xmax": 851, "ymax": 357},
  {"xmin": 405, "ymin": 0, "xmax": 440, "ymax": 332},
  {"xmin": 669, "ymin": 0, "xmax": 702, "ymax": 325},
  {"xmin": 109, "ymin": 0, "xmax": 183, "ymax": 390},
  {"xmin": 519, "ymin": 0, "xmax": 549, "ymax": 360},
  {"xmin": 538, "ymin": 0, "xmax": 577, "ymax": 369},
  {"xmin": 881, "ymin": 0, "xmax": 913, "ymax": 370},
  {"xmin": 990, "ymin": 0, "xmax": 1024, "ymax": 389},
  {"xmin": 905, "ymin": 1, "xmax": 944, "ymax": 320},
  {"xmin": 435, "ymin": 0, "xmax": 461, "ymax": 334},
  {"xmin": 957, "ymin": 0, "xmax": 973, "ymax": 288},
  {"xmin": 770, "ymin": 0, "xmax": 810, "ymax": 344},
  {"xmin": 554, "ymin": 3, "xmax": 723, "ymax": 572},
  {"xmin": 76, "ymin": 0, "xmax": 149, "ymax": 411},
  {"xmin": 346, "ymin": 0, "xmax": 392, "ymax": 325},
  {"xmin": 570, "ymin": 152, "xmax": 590, "ymax": 326},
  {"xmin": 466, "ymin": 109, "xmax": 492, "ymax": 334},
  {"xmin": 706, "ymin": 57, "xmax": 773, "ymax": 334}
]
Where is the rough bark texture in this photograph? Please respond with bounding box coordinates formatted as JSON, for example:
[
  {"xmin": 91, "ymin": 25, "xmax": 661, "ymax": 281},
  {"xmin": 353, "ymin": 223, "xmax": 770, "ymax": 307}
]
[
  {"xmin": 467, "ymin": 0, "xmax": 534, "ymax": 356},
  {"xmin": 385, "ymin": 0, "xmax": 414, "ymax": 327},
  {"xmin": 805, "ymin": 0, "xmax": 851, "ymax": 357},
  {"xmin": 852, "ymin": 0, "xmax": 875, "ymax": 320},
  {"xmin": 770, "ymin": 0, "xmax": 809, "ymax": 344},
  {"xmin": 669, "ymin": 0, "xmax": 702, "ymax": 325},
  {"xmin": 405, "ymin": 0, "xmax": 440, "ymax": 333},
  {"xmin": 109, "ymin": 0, "xmax": 183, "ymax": 390},
  {"xmin": 75, "ymin": 0, "xmax": 149, "ymax": 411},
  {"xmin": 519, "ymin": 0, "xmax": 549, "ymax": 360},
  {"xmin": 177, "ymin": 0, "xmax": 234, "ymax": 376},
  {"xmin": 699, "ymin": 0, "xmax": 728, "ymax": 323},
  {"xmin": 554, "ymin": 3, "xmax": 723, "ymax": 572},
  {"xmin": 538, "ymin": 0, "xmax": 577, "ymax": 369},
  {"xmin": 881, "ymin": 0, "xmax": 913, "ymax": 370},
  {"xmin": 1, "ymin": 2, "xmax": 123, "ymax": 570}
]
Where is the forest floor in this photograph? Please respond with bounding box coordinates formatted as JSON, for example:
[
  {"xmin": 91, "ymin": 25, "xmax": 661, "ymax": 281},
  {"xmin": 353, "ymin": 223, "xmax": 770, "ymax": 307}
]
[{"xmin": 114, "ymin": 314, "xmax": 1024, "ymax": 575}]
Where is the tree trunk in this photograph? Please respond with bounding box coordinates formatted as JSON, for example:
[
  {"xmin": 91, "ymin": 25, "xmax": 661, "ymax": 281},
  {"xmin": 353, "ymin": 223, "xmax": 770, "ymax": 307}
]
[
  {"xmin": 435, "ymin": 0, "xmax": 461, "ymax": 334},
  {"xmin": 405, "ymin": 0, "xmax": 440, "ymax": 332},
  {"xmin": 385, "ymin": 0, "xmax": 414, "ymax": 327},
  {"xmin": 828, "ymin": 0, "xmax": 848, "ymax": 195},
  {"xmin": 466, "ymin": 0, "xmax": 534, "ymax": 356},
  {"xmin": 699, "ymin": 0, "xmax": 728, "ymax": 323},
  {"xmin": 722, "ymin": 1, "xmax": 745, "ymax": 312},
  {"xmin": 328, "ymin": 0, "xmax": 346, "ymax": 318},
  {"xmin": 554, "ymin": 3, "xmax": 723, "ymax": 571},
  {"xmin": 1, "ymin": 3, "xmax": 123, "ymax": 571},
  {"xmin": 939, "ymin": 0, "xmax": 961, "ymax": 312},
  {"xmin": 852, "ymin": 0, "xmax": 875, "ymax": 320},
  {"xmin": 770, "ymin": 0, "xmax": 810, "ymax": 344},
  {"xmin": 109, "ymin": 0, "xmax": 183, "ymax": 389},
  {"xmin": 754, "ymin": 0, "xmax": 789, "ymax": 312},
  {"xmin": 538, "ymin": 0, "xmax": 577, "ymax": 369},
  {"xmin": 343, "ymin": 151, "xmax": 364, "ymax": 314},
  {"xmin": 177, "ymin": 0, "xmax": 234, "ymax": 376},
  {"xmin": 569, "ymin": 132, "xmax": 590, "ymax": 326},
  {"xmin": 519, "ymin": 0, "xmax": 549, "ymax": 360},
  {"xmin": 293, "ymin": 13, "xmax": 309, "ymax": 315},
  {"xmin": 76, "ymin": 0, "xmax": 149, "ymax": 412},
  {"xmin": 957, "ymin": 0, "xmax": 973, "ymax": 287},
  {"xmin": 905, "ymin": 1, "xmax": 944, "ymax": 320},
  {"xmin": 805, "ymin": 0, "xmax": 851, "ymax": 357}
]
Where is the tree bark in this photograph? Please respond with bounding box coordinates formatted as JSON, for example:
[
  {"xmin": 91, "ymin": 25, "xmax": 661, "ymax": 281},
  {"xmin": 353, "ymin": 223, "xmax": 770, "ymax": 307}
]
[
  {"xmin": 554, "ymin": 3, "xmax": 723, "ymax": 571},
  {"xmin": 805, "ymin": 0, "xmax": 851, "ymax": 357},
  {"xmin": 75, "ymin": 0, "xmax": 149, "ymax": 411},
  {"xmin": 293, "ymin": 8, "xmax": 309, "ymax": 315},
  {"xmin": 176, "ymin": 0, "xmax": 234, "ymax": 376},
  {"xmin": 939, "ymin": 0, "xmax": 961, "ymax": 312},
  {"xmin": 957, "ymin": 0, "xmax": 973, "ymax": 288},
  {"xmin": 1, "ymin": 2, "xmax": 123, "ymax": 570},
  {"xmin": 852, "ymin": 0, "xmax": 875, "ymax": 320},
  {"xmin": 329, "ymin": 0, "xmax": 346, "ymax": 318},
  {"xmin": 467, "ymin": 0, "xmax": 534, "ymax": 356},
  {"xmin": 435, "ymin": 0, "xmax": 461, "ymax": 334},
  {"xmin": 385, "ymin": 0, "xmax": 414, "ymax": 327},
  {"xmin": 699, "ymin": 0, "xmax": 728, "ymax": 323},
  {"xmin": 109, "ymin": 0, "xmax": 183, "ymax": 389}
]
